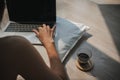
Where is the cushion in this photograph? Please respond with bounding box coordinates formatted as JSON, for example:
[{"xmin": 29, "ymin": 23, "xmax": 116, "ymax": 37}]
[{"xmin": 54, "ymin": 17, "xmax": 90, "ymax": 62}]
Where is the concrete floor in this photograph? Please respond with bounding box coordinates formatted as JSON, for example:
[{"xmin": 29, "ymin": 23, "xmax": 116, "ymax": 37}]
[{"xmin": 56, "ymin": 0, "xmax": 120, "ymax": 80}]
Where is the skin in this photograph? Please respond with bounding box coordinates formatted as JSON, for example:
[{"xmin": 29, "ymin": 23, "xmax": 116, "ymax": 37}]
[{"xmin": 0, "ymin": 24, "xmax": 69, "ymax": 80}]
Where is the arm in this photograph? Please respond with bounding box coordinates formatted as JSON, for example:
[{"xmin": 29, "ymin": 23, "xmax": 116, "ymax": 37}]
[{"xmin": 33, "ymin": 24, "xmax": 68, "ymax": 80}]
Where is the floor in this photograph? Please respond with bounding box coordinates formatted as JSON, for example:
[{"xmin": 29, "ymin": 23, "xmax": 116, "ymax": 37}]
[
  {"xmin": 0, "ymin": 0, "xmax": 120, "ymax": 80},
  {"xmin": 56, "ymin": 0, "xmax": 120, "ymax": 80}
]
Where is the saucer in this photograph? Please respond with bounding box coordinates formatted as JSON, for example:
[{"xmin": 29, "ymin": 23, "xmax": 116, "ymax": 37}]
[{"xmin": 76, "ymin": 59, "xmax": 94, "ymax": 71}]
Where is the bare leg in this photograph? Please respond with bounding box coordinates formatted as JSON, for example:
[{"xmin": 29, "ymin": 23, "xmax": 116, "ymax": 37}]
[{"xmin": 0, "ymin": 36, "xmax": 68, "ymax": 80}]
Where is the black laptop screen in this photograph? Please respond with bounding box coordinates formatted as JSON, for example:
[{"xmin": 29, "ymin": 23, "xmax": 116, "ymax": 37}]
[{"xmin": 6, "ymin": 0, "xmax": 56, "ymax": 23}]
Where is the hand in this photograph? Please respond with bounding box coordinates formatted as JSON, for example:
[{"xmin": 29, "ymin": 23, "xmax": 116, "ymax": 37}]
[{"xmin": 33, "ymin": 24, "xmax": 56, "ymax": 47}]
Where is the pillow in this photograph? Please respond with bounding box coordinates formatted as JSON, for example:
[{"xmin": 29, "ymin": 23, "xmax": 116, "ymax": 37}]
[{"xmin": 54, "ymin": 17, "xmax": 90, "ymax": 62}]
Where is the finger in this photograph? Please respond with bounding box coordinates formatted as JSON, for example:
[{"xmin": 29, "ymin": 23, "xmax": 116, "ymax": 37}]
[
  {"xmin": 47, "ymin": 25, "xmax": 50, "ymax": 33},
  {"xmin": 32, "ymin": 29, "xmax": 39, "ymax": 36},
  {"xmin": 42, "ymin": 24, "xmax": 46, "ymax": 27},
  {"xmin": 50, "ymin": 25, "xmax": 56, "ymax": 37},
  {"xmin": 42, "ymin": 24, "xmax": 48, "ymax": 31},
  {"xmin": 51, "ymin": 25, "xmax": 56, "ymax": 32},
  {"xmin": 51, "ymin": 25, "xmax": 56, "ymax": 34},
  {"xmin": 38, "ymin": 27, "xmax": 42, "ymax": 31},
  {"xmin": 42, "ymin": 24, "xmax": 46, "ymax": 28}
]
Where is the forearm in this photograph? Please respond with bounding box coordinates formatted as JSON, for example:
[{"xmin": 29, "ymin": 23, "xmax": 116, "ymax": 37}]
[
  {"xmin": 45, "ymin": 42, "xmax": 68, "ymax": 80},
  {"xmin": 33, "ymin": 24, "xmax": 68, "ymax": 80}
]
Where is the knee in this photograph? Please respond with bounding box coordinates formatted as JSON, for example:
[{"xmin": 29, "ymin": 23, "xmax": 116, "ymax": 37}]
[
  {"xmin": 1, "ymin": 36, "xmax": 30, "ymax": 45},
  {"xmin": 0, "ymin": 36, "xmax": 30, "ymax": 55},
  {"xmin": 12, "ymin": 36, "xmax": 31, "ymax": 45},
  {"xmin": 9, "ymin": 36, "xmax": 28, "ymax": 42}
]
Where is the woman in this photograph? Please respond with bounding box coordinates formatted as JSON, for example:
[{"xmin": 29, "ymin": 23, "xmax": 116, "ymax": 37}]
[{"xmin": 0, "ymin": 24, "xmax": 68, "ymax": 80}]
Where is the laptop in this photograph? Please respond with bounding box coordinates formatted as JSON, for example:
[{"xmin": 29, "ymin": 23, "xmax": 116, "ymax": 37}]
[{"xmin": 0, "ymin": 0, "xmax": 56, "ymax": 44}]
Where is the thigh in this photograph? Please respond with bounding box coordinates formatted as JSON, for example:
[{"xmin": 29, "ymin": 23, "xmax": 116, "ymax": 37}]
[
  {"xmin": 0, "ymin": 37, "xmax": 18, "ymax": 80},
  {"xmin": 0, "ymin": 36, "xmax": 60, "ymax": 80},
  {"xmin": 0, "ymin": 66, "xmax": 17, "ymax": 80}
]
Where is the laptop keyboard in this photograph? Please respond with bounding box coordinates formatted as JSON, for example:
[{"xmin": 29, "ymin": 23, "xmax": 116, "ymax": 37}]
[{"xmin": 5, "ymin": 23, "xmax": 41, "ymax": 32}]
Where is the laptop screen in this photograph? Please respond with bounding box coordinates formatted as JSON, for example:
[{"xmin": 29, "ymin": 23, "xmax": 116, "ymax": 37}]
[{"xmin": 6, "ymin": 0, "xmax": 56, "ymax": 23}]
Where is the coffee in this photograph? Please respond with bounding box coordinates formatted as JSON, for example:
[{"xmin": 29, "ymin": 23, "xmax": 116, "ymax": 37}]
[{"xmin": 78, "ymin": 53, "xmax": 89, "ymax": 63}]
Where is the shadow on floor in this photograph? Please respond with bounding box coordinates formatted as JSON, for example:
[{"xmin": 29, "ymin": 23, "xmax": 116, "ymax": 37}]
[
  {"xmin": 98, "ymin": 4, "xmax": 120, "ymax": 55},
  {"xmin": 67, "ymin": 40, "xmax": 120, "ymax": 80}
]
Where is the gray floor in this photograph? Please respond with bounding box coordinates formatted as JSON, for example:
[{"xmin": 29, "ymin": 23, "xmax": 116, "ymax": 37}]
[
  {"xmin": 56, "ymin": 0, "xmax": 120, "ymax": 80},
  {"xmin": 0, "ymin": 0, "xmax": 120, "ymax": 80}
]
